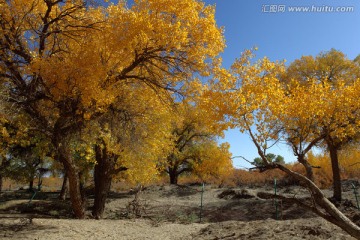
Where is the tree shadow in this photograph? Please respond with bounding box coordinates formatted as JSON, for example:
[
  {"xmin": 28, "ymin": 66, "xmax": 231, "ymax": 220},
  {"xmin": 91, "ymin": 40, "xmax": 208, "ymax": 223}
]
[
  {"xmin": 201, "ymin": 199, "xmax": 318, "ymax": 223},
  {"xmin": 0, "ymin": 191, "xmax": 60, "ymax": 202},
  {"xmin": 0, "ymin": 219, "xmax": 57, "ymax": 239},
  {"xmin": 0, "ymin": 199, "xmax": 73, "ymax": 219}
]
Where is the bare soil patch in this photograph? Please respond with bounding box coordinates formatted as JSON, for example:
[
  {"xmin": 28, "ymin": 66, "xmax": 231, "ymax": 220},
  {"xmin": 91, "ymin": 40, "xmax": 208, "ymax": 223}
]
[{"xmin": 0, "ymin": 183, "xmax": 359, "ymax": 239}]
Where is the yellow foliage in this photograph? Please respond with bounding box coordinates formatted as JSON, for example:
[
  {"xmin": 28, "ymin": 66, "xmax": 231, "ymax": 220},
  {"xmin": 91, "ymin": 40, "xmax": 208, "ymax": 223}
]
[
  {"xmin": 205, "ymin": 48, "xmax": 360, "ymax": 174},
  {"xmin": 8, "ymin": 0, "xmax": 224, "ymax": 113},
  {"xmin": 192, "ymin": 142, "xmax": 233, "ymax": 182},
  {"xmin": 307, "ymin": 146, "xmax": 360, "ymax": 188},
  {"xmin": 1, "ymin": 0, "xmax": 226, "ymax": 187}
]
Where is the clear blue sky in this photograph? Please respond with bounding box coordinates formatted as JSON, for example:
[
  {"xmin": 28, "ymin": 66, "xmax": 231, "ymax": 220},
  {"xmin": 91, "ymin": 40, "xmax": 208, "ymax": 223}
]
[
  {"xmin": 203, "ymin": 0, "xmax": 360, "ymax": 168},
  {"xmin": 113, "ymin": 0, "xmax": 360, "ymax": 169}
]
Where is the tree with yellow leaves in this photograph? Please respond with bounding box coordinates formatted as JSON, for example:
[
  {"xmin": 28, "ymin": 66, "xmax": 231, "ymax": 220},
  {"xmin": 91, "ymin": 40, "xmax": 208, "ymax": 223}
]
[
  {"xmin": 0, "ymin": 0, "xmax": 224, "ymax": 218},
  {"xmin": 161, "ymin": 101, "xmax": 227, "ymax": 185},
  {"xmin": 192, "ymin": 141, "xmax": 233, "ymax": 184},
  {"xmin": 86, "ymin": 85, "xmax": 173, "ymax": 218},
  {"xmin": 0, "ymin": 108, "xmax": 53, "ymax": 192},
  {"xmin": 206, "ymin": 50, "xmax": 360, "ymax": 238},
  {"xmin": 282, "ymin": 49, "xmax": 360, "ymax": 201}
]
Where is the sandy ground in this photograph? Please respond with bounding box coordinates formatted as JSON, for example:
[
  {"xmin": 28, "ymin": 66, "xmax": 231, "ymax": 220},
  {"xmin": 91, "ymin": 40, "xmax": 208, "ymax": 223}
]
[
  {"xmin": 1, "ymin": 183, "xmax": 359, "ymax": 239},
  {"xmin": 0, "ymin": 218, "xmax": 205, "ymax": 240},
  {"xmin": 0, "ymin": 217, "xmax": 354, "ymax": 240}
]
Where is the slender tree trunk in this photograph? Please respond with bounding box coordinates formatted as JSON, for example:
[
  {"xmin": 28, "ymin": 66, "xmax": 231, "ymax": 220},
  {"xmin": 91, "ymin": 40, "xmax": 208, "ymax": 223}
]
[
  {"xmin": 298, "ymin": 155, "xmax": 314, "ymax": 182},
  {"xmin": 0, "ymin": 158, "xmax": 9, "ymax": 193},
  {"xmin": 66, "ymin": 165, "xmax": 85, "ymax": 218},
  {"xmin": 58, "ymin": 147, "xmax": 86, "ymax": 219},
  {"xmin": 59, "ymin": 172, "xmax": 68, "ymax": 200},
  {"xmin": 328, "ymin": 142, "xmax": 342, "ymax": 202},
  {"xmin": 0, "ymin": 176, "xmax": 3, "ymax": 193},
  {"xmin": 79, "ymin": 172, "xmax": 87, "ymax": 204},
  {"xmin": 53, "ymin": 124, "xmax": 86, "ymax": 219}
]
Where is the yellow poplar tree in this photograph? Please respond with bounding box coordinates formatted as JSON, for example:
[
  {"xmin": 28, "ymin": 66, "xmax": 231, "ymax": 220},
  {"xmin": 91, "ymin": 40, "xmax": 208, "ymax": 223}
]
[
  {"xmin": 192, "ymin": 141, "xmax": 233, "ymax": 184},
  {"xmin": 85, "ymin": 85, "xmax": 172, "ymax": 218},
  {"xmin": 282, "ymin": 49, "xmax": 360, "ymax": 201},
  {"xmin": 162, "ymin": 101, "xmax": 227, "ymax": 184},
  {"xmin": 218, "ymin": 49, "xmax": 360, "ymax": 202},
  {"xmin": 0, "ymin": 0, "xmax": 225, "ymax": 218},
  {"xmin": 205, "ymin": 50, "xmax": 360, "ymax": 238}
]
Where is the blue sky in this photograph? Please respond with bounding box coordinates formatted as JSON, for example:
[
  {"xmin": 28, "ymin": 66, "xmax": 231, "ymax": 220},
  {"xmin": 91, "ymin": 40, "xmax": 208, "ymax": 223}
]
[{"xmin": 202, "ymin": 0, "xmax": 360, "ymax": 168}]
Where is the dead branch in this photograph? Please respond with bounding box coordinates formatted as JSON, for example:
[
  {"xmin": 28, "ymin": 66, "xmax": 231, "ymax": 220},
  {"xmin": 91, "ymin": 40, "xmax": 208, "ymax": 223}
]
[{"xmin": 259, "ymin": 163, "xmax": 360, "ymax": 238}]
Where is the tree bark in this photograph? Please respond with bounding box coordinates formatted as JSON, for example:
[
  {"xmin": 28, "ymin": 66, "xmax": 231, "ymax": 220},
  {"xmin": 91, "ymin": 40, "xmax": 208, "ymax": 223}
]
[
  {"xmin": 92, "ymin": 144, "xmax": 112, "ymax": 219},
  {"xmin": 0, "ymin": 159, "xmax": 10, "ymax": 193},
  {"xmin": 92, "ymin": 160, "xmax": 113, "ymax": 219},
  {"xmin": 52, "ymin": 123, "xmax": 86, "ymax": 219},
  {"xmin": 29, "ymin": 180, "xmax": 34, "ymax": 191},
  {"xmin": 59, "ymin": 172, "xmax": 68, "ymax": 200},
  {"xmin": 92, "ymin": 144, "xmax": 126, "ymax": 219},
  {"xmin": 297, "ymin": 155, "xmax": 314, "ymax": 182},
  {"xmin": 328, "ymin": 142, "xmax": 342, "ymax": 202},
  {"xmin": 168, "ymin": 167, "xmax": 178, "ymax": 185},
  {"xmin": 92, "ymin": 174, "xmax": 112, "ymax": 219},
  {"xmin": 0, "ymin": 176, "xmax": 3, "ymax": 193},
  {"xmin": 66, "ymin": 164, "xmax": 85, "ymax": 218},
  {"xmin": 58, "ymin": 147, "xmax": 86, "ymax": 219}
]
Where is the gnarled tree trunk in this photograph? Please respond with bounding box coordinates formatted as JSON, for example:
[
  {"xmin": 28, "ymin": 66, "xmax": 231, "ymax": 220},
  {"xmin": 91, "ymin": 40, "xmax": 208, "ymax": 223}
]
[{"xmin": 92, "ymin": 144, "xmax": 127, "ymax": 219}]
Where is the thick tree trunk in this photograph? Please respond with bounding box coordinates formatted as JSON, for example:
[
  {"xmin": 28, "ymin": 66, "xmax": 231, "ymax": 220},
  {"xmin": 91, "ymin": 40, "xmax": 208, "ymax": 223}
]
[
  {"xmin": 59, "ymin": 172, "xmax": 68, "ymax": 200},
  {"xmin": 168, "ymin": 167, "xmax": 178, "ymax": 185},
  {"xmin": 92, "ymin": 177, "xmax": 112, "ymax": 219},
  {"xmin": 328, "ymin": 143, "xmax": 342, "ymax": 202},
  {"xmin": 92, "ymin": 144, "xmax": 125, "ymax": 219},
  {"xmin": 92, "ymin": 163, "xmax": 112, "ymax": 219},
  {"xmin": 275, "ymin": 164, "xmax": 360, "ymax": 239},
  {"xmin": 0, "ymin": 176, "xmax": 3, "ymax": 193}
]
